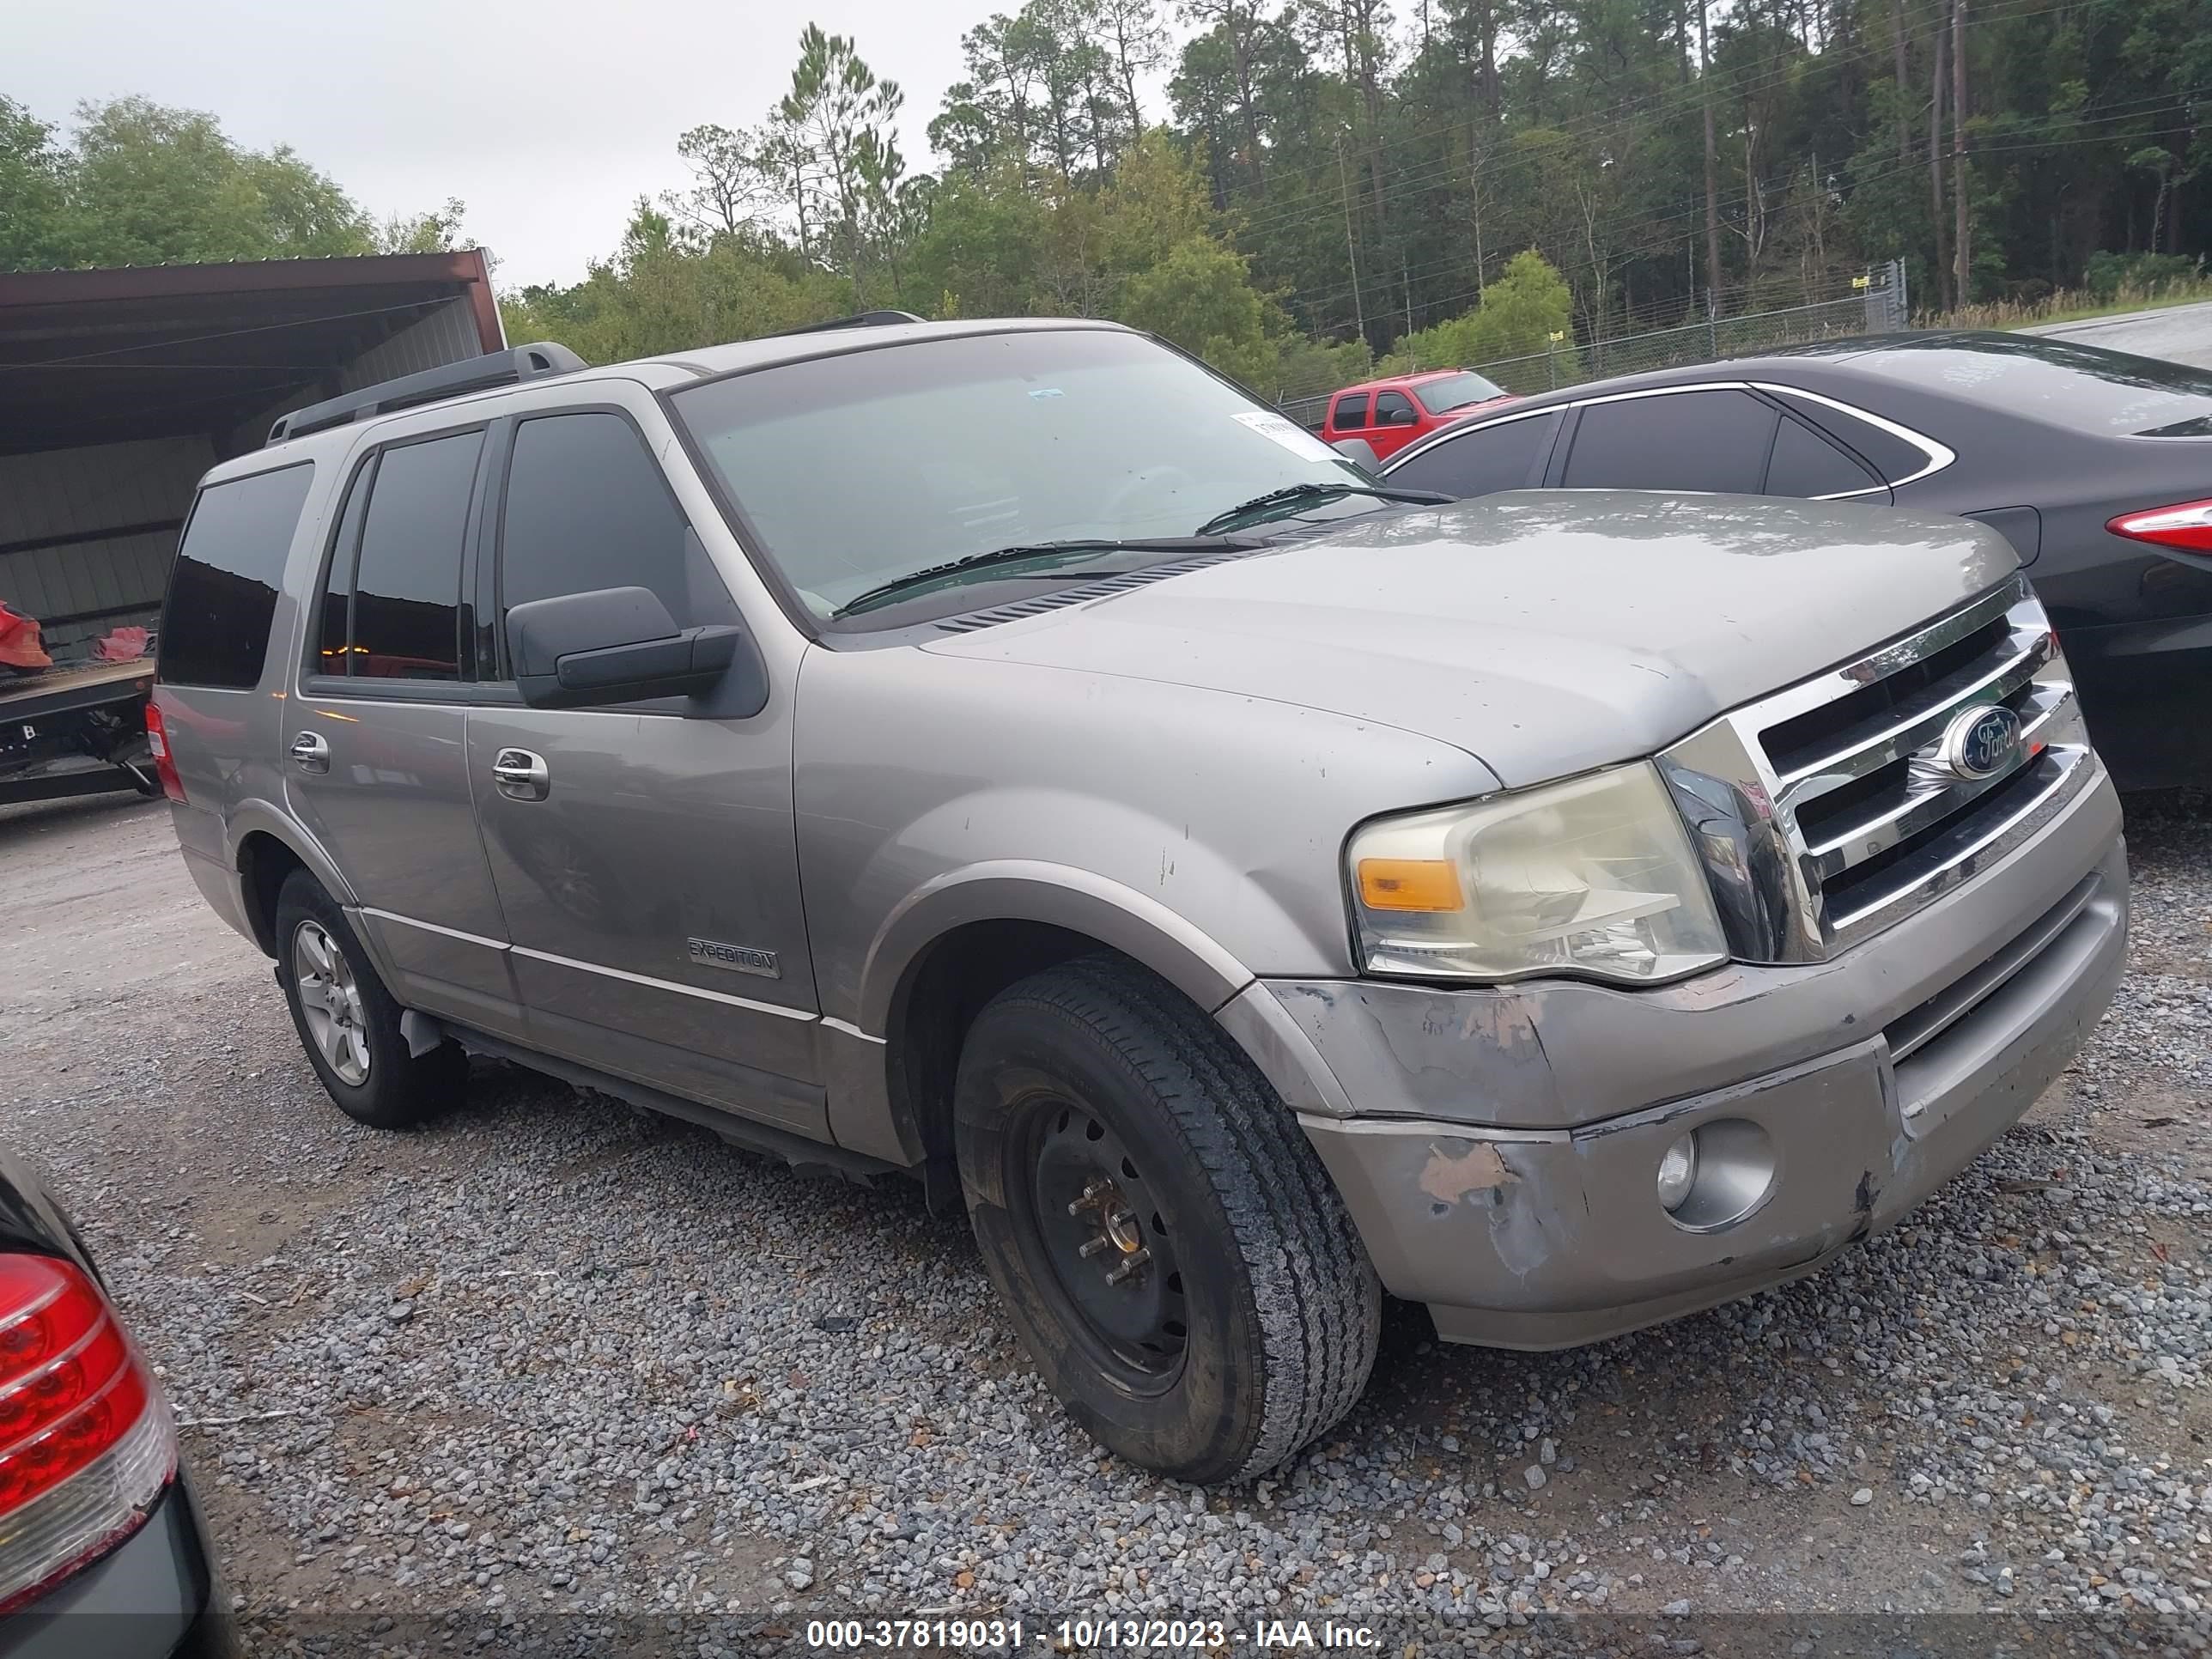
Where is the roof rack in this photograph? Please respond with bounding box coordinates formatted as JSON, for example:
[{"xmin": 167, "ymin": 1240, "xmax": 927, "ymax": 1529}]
[
  {"xmin": 772, "ymin": 310, "xmax": 926, "ymax": 338},
  {"xmin": 265, "ymin": 341, "xmax": 587, "ymax": 446}
]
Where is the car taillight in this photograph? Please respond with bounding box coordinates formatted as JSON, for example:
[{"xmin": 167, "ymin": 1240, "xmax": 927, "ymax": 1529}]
[
  {"xmin": 0, "ymin": 1254, "xmax": 175, "ymax": 1615},
  {"xmin": 2107, "ymin": 497, "xmax": 2212, "ymax": 554},
  {"xmin": 142, "ymin": 702, "xmax": 186, "ymax": 804}
]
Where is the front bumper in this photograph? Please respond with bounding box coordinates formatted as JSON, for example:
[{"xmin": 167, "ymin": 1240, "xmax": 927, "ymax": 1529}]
[{"xmin": 1282, "ymin": 770, "xmax": 2128, "ymax": 1350}]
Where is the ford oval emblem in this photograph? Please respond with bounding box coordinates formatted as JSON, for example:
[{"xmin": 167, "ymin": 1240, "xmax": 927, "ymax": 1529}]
[{"xmin": 1939, "ymin": 704, "xmax": 2024, "ymax": 781}]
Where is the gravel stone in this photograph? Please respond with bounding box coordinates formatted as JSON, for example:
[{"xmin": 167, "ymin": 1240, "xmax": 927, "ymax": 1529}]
[{"xmin": 6, "ymin": 792, "xmax": 2212, "ymax": 1648}]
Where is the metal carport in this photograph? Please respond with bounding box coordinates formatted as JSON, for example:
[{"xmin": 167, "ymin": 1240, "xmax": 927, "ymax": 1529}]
[{"xmin": 0, "ymin": 251, "xmax": 502, "ymax": 654}]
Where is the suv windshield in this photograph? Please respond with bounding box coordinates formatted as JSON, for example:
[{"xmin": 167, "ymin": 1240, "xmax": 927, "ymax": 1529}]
[
  {"xmin": 1418, "ymin": 371, "xmax": 1507, "ymax": 414},
  {"xmin": 669, "ymin": 328, "xmax": 1375, "ymax": 621}
]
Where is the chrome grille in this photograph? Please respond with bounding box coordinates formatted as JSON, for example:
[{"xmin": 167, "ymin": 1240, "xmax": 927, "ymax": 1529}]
[{"xmin": 1658, "ymin": 576, "xmax": 2095, "ymax": 964}]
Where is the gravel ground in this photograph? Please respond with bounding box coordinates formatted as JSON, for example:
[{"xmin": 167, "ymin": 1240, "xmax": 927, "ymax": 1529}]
[{"xmin": 1, "ymin": 791, "xmax": 2209, "ymax": 1657}]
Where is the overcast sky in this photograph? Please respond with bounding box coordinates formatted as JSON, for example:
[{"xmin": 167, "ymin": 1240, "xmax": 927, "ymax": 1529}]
[{"xmin": 12, "ymin": 0, "xmax": 996, "ymax": 289}]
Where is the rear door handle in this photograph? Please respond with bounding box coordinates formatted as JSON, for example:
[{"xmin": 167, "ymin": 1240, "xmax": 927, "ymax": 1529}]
[
  {"xmin": 492, "ymin": 748, "xmax": 550, "ymax": 802},
  {"xmin": 289, "ymin": 732, "xmax": 330, "ymax": 774}
]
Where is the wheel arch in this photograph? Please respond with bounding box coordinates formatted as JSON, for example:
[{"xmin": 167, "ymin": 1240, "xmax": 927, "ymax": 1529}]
[
  {"xmin": 227, "ymin": 803, "xmax": 357, "ymax": 960},
  {"xmin": 861, "ymin": 866, "xmax": 1348, "ymax": 1169}
]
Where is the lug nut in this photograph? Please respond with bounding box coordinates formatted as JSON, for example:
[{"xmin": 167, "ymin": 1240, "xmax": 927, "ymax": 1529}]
[
  {"xmin": 1105, "ymin": 1248, "xmax": 1151, "ymax": 1285},
  {"xmin": 1079, "ymin": 1237, "xmax": 1109, "ymax": 1259}
]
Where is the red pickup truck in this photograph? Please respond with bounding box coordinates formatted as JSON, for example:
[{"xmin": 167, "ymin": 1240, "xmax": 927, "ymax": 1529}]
[{"xmin": 1320, "ymin": 368, "xmax": 1514, "ymax": 462}]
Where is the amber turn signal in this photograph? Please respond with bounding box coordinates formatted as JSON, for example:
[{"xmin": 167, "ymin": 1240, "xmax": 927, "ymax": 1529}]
[{"xmin": 1356, "ymin": 858, "xmax": 1463, "ymax": 912}]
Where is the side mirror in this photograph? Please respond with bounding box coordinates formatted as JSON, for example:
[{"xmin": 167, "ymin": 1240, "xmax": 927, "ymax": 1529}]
[
  {"xmin": 1382, "ymin": 406, "xmax": 1416, "ymax": 427},
  {"xmin": 508, "ymin": 586, "xmax": 741, "ymax": 709},
  {"xmin": 1330, "ymin": 437, "xmax": 1381, "ymax": 471}
]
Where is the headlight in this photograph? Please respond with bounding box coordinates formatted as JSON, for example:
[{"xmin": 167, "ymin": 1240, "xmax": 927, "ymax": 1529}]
[{"xmin": 1346, "ymin": 764, "xmax": 1729, "ymax": 984}]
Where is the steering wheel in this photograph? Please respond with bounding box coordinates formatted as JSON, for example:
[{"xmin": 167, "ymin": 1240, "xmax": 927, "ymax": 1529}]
[{"xmin": 1097, "ymin": 465, "xmax": 1198, "ymax": 528}]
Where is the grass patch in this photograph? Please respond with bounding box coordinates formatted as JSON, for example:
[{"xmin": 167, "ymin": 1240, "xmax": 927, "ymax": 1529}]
[{"xmin": 1920, "ymin": 279, "xmax": 2212, "ymax": 332}]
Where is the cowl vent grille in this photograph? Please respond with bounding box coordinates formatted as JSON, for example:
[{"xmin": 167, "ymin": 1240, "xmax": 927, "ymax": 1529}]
[{"xmin": 933, "ymin": 547, "xmax": 1271, "ymax": 634}]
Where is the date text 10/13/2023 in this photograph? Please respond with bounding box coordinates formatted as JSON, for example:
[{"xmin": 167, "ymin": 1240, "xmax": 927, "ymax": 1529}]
[{"xmin": 802, "ymin": 1619, "xmax": 1384, "ymax": 1650}]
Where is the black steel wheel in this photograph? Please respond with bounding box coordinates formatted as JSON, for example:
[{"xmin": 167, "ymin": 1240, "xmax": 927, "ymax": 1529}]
[
  {"xmin": 955, "ymin": 954, "xmax": 1381, "ymax": 1483},
  {"xmin": 1011, "ymin": 1091, "xmax": 1188, "ymax": 1390}
]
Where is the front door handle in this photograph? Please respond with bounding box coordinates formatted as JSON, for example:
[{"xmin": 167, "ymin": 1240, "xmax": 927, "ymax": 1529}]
[
  {"xmin": 289, "ymin": 731, "xmax": 330, "ymax": 774},
  {"xmin": 492, "ymin": 748, "xmax": 550, "ymax": 802}
]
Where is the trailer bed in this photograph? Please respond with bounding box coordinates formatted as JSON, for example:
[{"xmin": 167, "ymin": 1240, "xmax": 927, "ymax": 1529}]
[{"xmin": 0, "ymin": 657, "xmax": 157, "ymax": 805}]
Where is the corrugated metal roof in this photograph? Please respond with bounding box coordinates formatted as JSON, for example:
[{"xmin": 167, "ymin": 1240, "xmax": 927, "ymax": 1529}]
[{"xmin": 0, "ymin": 250, "xmax": 503, "ymax": 455}]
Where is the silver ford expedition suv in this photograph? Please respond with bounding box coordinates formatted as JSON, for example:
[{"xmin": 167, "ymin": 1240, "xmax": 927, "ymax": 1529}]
[{"xmin": 151, "ymin": 317, "xmax": 2127, "ymax": 1482}]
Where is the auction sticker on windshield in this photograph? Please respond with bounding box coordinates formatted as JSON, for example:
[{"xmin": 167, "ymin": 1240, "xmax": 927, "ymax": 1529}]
[{"xmin": 1231, "ymin": 410, "xmax": 1340, "ymax": 461}]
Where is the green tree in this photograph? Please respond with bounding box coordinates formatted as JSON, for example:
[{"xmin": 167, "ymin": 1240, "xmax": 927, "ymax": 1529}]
[
  {"xmin": 780, "ymin": 25, "xmax": 908, "ymax": 303},
  {"xmin": 1118, "ymin": 237, "xmax": 1286, "ymax": 383},
  {"xmin": 62, "ymin": 97, "xmax": 374, "ymax": 266},
  {"xmin": 501, "ymin": 203, "xmax": 846, "ymax": 362},
  {"xmin": 0, "ymin": 98, "xmax": 74, "ymax": 268},
  {"xmin": 1391, "ymin": 249, "xmax": 1576, "ymax": 386},
  {"xmin": 375, "ymin": 197, "xmax": 470, "ymax": 254}
]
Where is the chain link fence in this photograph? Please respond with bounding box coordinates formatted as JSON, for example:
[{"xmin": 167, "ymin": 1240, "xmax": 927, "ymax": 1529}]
[{"xmin": 1281, "ymin": 260, "xmax": 1908, "ymax": 428}]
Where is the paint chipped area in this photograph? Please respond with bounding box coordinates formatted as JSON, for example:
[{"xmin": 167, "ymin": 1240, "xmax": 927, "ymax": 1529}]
[{"xmin": 1418, "ymin": 1139, "xmax": 1518, "ymax": 1204}]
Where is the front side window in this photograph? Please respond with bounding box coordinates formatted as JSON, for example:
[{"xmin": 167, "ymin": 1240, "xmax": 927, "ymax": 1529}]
[
  {"xmin": 1373, "ymin": 391, "xmax": 1417, "ymax": 427},
  {"xmin": 347, "ymin": 431, "xmax": 483, "ymax": 681},
  {"xmin": 498, "ymin": 411, "xmax": 732, "ymax": 650},
  {"xmin": 1561, "ymin": 391, "xmax": 1778, "ymax": 495},
  {"xmin": 671, "ymin": 329, "xmax": 1373, "ymax": 623},
  {"xmin": 1331, "ymin": 393, "xmax": 1370, "ymax": 429},
  {"xmin": 159, "ymin": 463, "xmax": 315, "ymax": 689},
  {"xmin": 1387, "ymin": 412, "xmax": 1561, "ymax": 498},
  {"xmin": 1415, "ymin": 371, "xmax": 1507, "ymax": 415}
]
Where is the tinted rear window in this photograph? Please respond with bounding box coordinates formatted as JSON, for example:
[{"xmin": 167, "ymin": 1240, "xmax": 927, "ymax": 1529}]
[
  {"xmin": 158, "ymin": 463, "xmax": 315, "ymax": 689},
  {"xmin": 350, "ymin": 431, "xmax": 482, "ymax": 682},
  {"xmin": 1768, "ymin": 392, "xmax": 1929, "ymax": 483},
  {"xmin": 1765, "ymin": 416, "xmax": 1883, "ymax": 497},
  {"xmin": 1848, "ymin": 336, "xmax": 2212, "ymax": 435}
]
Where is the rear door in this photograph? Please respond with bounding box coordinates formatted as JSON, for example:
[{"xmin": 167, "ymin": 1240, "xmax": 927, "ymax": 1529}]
[
  {"xmin": 286, "ymin": 420, "xmax": 522, "ymax": 1035},
  {"xmin": 1328, "ymin": 392, "xmax": 1370, "ymax": 441},
  {"xmin": 462, "ymin": 389, "xmax": 824, "ymax": 1135}
]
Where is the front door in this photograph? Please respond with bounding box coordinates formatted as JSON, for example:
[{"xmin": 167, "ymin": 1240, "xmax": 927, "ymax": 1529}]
[
  {"xmin": 286, "ymin": 423, "xmax": 522, "ymax": 1035},
  {"xmin": 462, "ymin": 403, "xmax": 823, "ymax": 1137}
]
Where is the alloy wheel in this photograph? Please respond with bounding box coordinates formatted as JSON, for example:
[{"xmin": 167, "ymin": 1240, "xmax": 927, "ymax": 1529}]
[{"xmin": 293, "ymin": 921, "xmax": 370, "ymax": 1086}]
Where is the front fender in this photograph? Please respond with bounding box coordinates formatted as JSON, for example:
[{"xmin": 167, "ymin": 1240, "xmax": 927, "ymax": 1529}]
[
  {"xmin": 854, "ymin": 861, "xmax": 1358, "ymax": 1123},
  {"xmin": 858, "ymin": 860, "xmax": 1256, "ymax": 1033}
]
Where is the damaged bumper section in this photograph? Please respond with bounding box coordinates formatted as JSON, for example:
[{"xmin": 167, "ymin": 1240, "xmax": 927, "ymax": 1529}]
[{"xmin": 1279, "ymin": 770, "xmax": 2128, "ymax": 1351}]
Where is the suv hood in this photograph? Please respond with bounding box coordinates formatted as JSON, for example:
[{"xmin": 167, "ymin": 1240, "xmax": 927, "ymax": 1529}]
[{"xmin": 922, "ymin": 489, "xmax": 2020, "ymax": 787}]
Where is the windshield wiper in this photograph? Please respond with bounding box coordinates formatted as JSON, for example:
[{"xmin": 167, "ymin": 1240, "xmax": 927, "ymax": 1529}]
[
  {"xmin": 832, "ymin": 537, "xmax": 1253, "ymax": 618},
  {"xmin": 1191, "ymin": 481, "xmax": 1451, "ymax": 537}
]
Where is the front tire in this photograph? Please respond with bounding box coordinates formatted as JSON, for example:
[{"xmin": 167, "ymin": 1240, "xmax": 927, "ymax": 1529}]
[
  {"xmin": 955, "ymin": 956, "xmax": 1381, "ymax": 1482},
  {"xmin": 273, "ymin": 871, "xmax": 465, "ymax": 1129}
]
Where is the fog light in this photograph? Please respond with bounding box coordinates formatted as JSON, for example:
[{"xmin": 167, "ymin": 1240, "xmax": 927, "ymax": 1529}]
[
  {"xmin": 1656, "ymin": 1133, "xmax": 1698, "ymax": 1212},
  {"xmin": 1658, "ymin": 1118, "xmax": 1777, "ymax": 1231}
]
